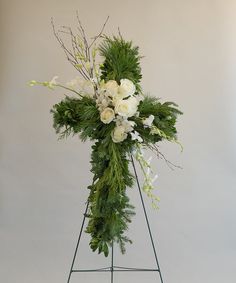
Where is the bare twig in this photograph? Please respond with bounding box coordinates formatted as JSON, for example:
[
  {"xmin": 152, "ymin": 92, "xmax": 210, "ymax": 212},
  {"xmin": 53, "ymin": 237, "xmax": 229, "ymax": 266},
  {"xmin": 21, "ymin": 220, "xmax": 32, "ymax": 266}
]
[
  {"xmin": 51, "ymin": 13, "xmax": 108, "ymax": 92},
  {"xmin": 51, "ymin": 18, "xmax": 90, "ymax": 80},
  {"xmin": 58, "ymin": 25, "xmax": 90, "ymax": 78},
  {"xmin": 76, "ymin": 10, "xmax": 90, "ymax": 61},
  {"xmin": 89, "ymin": 16, "xmax": 109, "ymax": 49},
  {"xmin": 147, "ymin": 143, "xmax": 183, "ymax": 170},
  {"xmin": 118, "ymin": 27, "xmax": 123, "ymax": 39}
]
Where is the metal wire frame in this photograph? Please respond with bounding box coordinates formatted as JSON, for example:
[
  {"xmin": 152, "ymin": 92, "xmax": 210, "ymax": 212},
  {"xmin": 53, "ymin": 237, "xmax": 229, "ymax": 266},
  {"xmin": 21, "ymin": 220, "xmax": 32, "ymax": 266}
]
[{"xmin": 66, "ymin": 154, "xmax": 164, "ymax": 283}]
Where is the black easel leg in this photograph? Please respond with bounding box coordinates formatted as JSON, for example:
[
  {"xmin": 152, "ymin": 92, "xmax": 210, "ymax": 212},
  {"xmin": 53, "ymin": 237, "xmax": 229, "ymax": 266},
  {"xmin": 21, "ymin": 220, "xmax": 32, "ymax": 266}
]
[
  {"xmin": 131, "ymin": 155, "xmax": 164, "ymax": 283},
  {"xmin": 67, "ymin": 201, "xmax": 89, "ymax": 283},
  {"xmin": 111, "ymin": 241, "xmax": 114, "ymax": 283}
]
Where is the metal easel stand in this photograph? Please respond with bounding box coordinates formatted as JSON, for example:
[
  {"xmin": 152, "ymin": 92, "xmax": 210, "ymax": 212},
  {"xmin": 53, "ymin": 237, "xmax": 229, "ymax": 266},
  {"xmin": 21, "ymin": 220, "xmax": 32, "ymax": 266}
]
[{"xmin": 66, "ymin": 155, "xmax": 164, "ymax": 283}]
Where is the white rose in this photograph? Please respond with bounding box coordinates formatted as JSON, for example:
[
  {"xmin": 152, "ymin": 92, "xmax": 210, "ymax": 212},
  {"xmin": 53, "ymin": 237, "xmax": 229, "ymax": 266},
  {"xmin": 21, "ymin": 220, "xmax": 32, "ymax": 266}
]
[
  {"xmin": 112, "ymin": 125, "xmax": 128, "ymax": 143},
  {"xmin": 115, "ymin": 96, "xmax": 139, "ymax": 118},
  {"xmin": 100, "ymin": 107, "xmax": 115, "ymax": 124},
  {"xmin": 105, "ymin": 80, "xmax": 119, "ymax": 97},
  {"xmin": 118, "ymin": 79, "xmax": 136, "ymax": 98},
  {"xmin": 112, "ymin": 93, "xmax": 123, "ymax": 106}
]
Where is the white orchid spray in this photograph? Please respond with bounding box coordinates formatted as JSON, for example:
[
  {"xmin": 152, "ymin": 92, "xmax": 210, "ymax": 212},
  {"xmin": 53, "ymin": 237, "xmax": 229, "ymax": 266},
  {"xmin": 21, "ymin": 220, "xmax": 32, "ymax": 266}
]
[
  {"xmin": 29, "ymin": 15, "xmax": 182, "ymax": 257},
  {"xmin": 133, "ymin": 145, "xmax": 160, "ymax": 208}
]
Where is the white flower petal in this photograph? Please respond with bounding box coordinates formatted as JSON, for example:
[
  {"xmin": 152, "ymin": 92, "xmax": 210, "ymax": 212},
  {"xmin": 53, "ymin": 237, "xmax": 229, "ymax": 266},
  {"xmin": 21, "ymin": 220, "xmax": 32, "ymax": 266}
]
[
  {"xmin": 100, "ymin": 107, "xmax": 115, "ymax": 124},
  {"xmin": 118, "ymin": 79, "xmax": 136, "ymax": 97},
  {"xmin": 143, "ymin": 115, "xmax": 155, "ymax": 127}
]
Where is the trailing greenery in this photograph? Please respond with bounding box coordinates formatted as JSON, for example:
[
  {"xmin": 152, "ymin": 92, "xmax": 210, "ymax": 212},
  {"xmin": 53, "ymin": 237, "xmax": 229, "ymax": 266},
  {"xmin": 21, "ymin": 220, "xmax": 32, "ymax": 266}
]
[{"xmin": 87, "ymin": 141, "xmax": 135, "ymax": 255}]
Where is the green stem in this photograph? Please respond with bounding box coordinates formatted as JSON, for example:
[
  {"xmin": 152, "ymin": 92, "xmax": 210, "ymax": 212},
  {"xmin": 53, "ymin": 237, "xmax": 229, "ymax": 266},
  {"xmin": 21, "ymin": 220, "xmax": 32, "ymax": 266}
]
[{"xmin": 56, "ymin": 84, "xmax": 83, "ymax": 98}]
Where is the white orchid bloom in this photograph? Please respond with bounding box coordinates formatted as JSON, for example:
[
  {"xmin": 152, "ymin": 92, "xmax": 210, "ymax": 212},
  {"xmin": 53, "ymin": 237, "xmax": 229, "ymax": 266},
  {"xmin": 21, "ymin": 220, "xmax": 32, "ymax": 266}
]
[
  {"xmin": 66, "ymin": 77, "xmax": 84, "ymax": 89},
  {"xmin": 47, "ymin": 76, "xmax": 58, "ymax": 89},
  {"xmin": 121, "ymin": 119, "xmax": 136, "ymax": 133},
  {"xmin": 130, "ymin": 131, "xmax": 143, "ymax": 142},
  {"xmin": 81, "ymin": 80, "xmax": 94, "ymax": 96},
  {"xmin": 143, "ymin": 114, "xmax": 155, "ymax": 127}
]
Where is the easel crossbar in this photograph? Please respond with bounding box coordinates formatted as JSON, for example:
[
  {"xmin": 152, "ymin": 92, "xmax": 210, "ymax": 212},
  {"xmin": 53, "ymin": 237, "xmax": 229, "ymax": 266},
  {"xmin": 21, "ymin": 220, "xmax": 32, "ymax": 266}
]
[{"xmin": 72, "ymin": 266, "xmax": 160, "ymax": 273}]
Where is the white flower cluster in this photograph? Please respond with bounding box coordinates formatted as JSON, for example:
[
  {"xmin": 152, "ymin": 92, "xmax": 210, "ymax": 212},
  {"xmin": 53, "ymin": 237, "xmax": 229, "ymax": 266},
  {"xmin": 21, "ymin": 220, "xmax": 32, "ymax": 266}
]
[
  {"xmin": 133, "ymin": 145, "xmax": 160, "ymax": 208},
  {"xmin": 30, "ymin": 75, "xmax": 157, "ymax": 145},
  {"xmin": 96, "ymin": 79, "xmax": 143, "ymax": 143},
  {"xmin": 67, "ymin": 77, "xmax": 95, "ymax": 98}
]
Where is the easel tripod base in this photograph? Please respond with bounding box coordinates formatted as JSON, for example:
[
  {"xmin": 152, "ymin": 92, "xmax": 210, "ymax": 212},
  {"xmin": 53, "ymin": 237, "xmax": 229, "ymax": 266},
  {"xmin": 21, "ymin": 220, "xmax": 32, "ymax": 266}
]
[{"xmin": 66, "ymin": 155, "xmax": 164, "ymax": 283}]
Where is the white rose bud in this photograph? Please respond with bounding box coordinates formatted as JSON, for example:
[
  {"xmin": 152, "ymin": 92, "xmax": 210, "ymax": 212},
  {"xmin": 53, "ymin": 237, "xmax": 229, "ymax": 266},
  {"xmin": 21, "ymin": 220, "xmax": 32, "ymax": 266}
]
[
  {"xmin": 115, "ymin": 96, "xmax": 139, "ymax": 118},
  {"xmin": 118, "ymin": 79, "xmax": 136, "ymax": 98},
  {"xmin": 112, "ymin": 125, "xmax": 128, "ymax": 143},
  {"xmin": 100, "ymin": 107, "xmax": 115, "ymax": 124},
  {"xmin": 105, "ymin": 80, "xmax": 119, "ymax": 97}
]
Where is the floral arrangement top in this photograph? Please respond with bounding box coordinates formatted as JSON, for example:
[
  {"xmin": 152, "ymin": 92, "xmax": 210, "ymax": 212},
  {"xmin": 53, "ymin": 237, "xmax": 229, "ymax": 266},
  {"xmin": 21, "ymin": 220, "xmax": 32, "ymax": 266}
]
[{"xmin": 30, "ymin": 15, "xmax": 182, "ymax": 257}]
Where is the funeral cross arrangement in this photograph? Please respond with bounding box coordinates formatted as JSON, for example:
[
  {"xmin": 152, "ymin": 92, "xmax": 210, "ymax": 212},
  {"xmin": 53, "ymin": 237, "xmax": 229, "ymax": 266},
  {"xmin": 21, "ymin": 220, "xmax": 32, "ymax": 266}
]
[{"xmin": 29, "ymin": 15, "xmax": 182, "ymax": 257}]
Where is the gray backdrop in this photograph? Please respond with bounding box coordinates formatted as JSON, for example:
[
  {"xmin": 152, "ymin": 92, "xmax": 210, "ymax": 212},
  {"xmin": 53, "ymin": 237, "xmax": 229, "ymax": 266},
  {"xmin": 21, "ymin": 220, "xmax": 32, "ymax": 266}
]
[{"xmin": 1, "ymin": 0, "xmax": 235, "ymax": 282}]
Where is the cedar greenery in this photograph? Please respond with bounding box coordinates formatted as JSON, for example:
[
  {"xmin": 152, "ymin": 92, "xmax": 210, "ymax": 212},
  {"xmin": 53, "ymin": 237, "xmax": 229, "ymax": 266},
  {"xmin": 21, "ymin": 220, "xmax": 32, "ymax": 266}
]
[{"xmin": 100, "ymin": 36, "xmax": 142, "ymax": 91}]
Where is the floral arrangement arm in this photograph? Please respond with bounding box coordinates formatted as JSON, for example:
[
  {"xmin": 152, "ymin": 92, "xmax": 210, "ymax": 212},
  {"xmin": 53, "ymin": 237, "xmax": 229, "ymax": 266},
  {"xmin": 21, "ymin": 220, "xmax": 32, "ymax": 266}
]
[{"xmin": 30, "ymin": 17, "xmax": 182, "ymax": 257}]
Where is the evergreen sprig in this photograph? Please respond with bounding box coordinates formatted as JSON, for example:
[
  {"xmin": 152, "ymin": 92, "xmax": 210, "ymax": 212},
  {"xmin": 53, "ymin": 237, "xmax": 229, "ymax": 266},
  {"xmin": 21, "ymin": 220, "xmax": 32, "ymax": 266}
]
[
  {"xmin": 86, "ymin": 141, "xmax": 135, "ymax": 256},
  {"xmin": 134, "ymin": 96, "xmax": 183, "ymax": 144},
  {"xmin": 99, "ymin": 36, "xmax": 142, "ymax": 92}
]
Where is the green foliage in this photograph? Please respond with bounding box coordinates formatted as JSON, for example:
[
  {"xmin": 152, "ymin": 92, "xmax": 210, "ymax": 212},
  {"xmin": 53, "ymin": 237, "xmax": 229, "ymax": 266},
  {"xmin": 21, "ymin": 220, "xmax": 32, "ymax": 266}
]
[
  {"xmin": 86, "ymin": 141, "xmax": 135, "ymax": 256},
  {"xmin": 51, "ymin": 96, "xmax": 113, "ymax": 142},
  {"xmin": 134, "ymin": 96, "xmax": 183, "ymax": 144},
  {"xmin": 50, "ymin": 94, "xmax": 182, "ymax": 256},
  {"xmin": 47, "ymin": 33, "xmax": 182, "ymax": 258},
  {"xmin": 51, "ymin": 96, "xmax": 98, "ymax": 139},
  {"xmin": 99, "ymin": 36, "xmax": 142, "ymax": 91}
]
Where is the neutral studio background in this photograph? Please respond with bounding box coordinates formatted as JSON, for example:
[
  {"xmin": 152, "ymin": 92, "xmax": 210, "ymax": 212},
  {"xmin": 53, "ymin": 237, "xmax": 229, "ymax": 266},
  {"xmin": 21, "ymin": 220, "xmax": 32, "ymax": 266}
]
[{"xmin": 0, "ymin": 0, "xmax": 235, "ymax": 282}]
